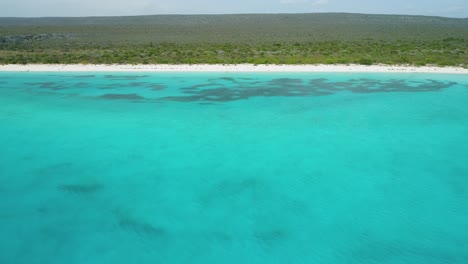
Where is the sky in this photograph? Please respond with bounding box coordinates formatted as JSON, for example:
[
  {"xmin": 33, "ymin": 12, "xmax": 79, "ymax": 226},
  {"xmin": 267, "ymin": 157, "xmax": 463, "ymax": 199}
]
[{"xmin": 0, "ymin": 0, "xmax": 467, "ymax": 18}]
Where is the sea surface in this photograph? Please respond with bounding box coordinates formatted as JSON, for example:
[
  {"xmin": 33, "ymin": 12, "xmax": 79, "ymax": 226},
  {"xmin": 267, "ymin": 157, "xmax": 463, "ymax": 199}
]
[{"xmin": 0, "ymin": 72, "xmax": 467, "ymax": 263}]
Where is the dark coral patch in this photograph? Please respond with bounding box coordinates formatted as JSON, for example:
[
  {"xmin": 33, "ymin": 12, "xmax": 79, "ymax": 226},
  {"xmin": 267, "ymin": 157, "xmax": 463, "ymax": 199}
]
[
  {"xmin": 347, "ymin": 79, "xmax": 457, "ymax": 93},
  {"xmin": 119, "ymin": 218, "xmax": 166, "ymax": 238},
  {"xmin": 269, "ymin": 78, "xmax": 303, "ymax": 85},
  {"xmin": 26, "ymin": 82, "xmax": 67, "ymax": 90},
  {"xmin": 104, "ymin": 75, "xmax": 149, "ymax": 80},
  {"xmin": 209, "ymin": 77, "xmax": 239, "ymax": 83},
  {"xmin": 161, "ymin": 78, "xmax": 458, "ymax": 103},
  {"xmin": 74, "ymin": 75, "xmax": 95, "ymax": 78},
  {"xmin": 128, "ymin": 82, "xmax": 146, "ymax": 87},
  {"xmin": 59, "ymin": 184, "xmax": 103, "ymax": 194},
  {"xmin": 99, "ymin": 82, "xmax": 166, "ymax": 90},
  {"xmin": 74, "ymin": 82, "xmax": 89, "ymax": 87},
  {"xmin": 180, "ymin": 82, "xmax": 222, "ymax": 91},
  {"xmin": 162, "ymin": 83, "xmax": 331, "ymax": 102},
  {"xmin": 99, "ymin": 93, "xmax": 144, "ymax": 100},
  {"xmin": 149, "ymin": 84, "xmax": 167, "ymax": 90}
]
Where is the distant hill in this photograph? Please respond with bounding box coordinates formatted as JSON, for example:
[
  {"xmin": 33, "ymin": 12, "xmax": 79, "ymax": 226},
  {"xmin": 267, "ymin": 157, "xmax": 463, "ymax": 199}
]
[
  {"xmin": 0, "ymin": 13, "xmax": 466, "ymax": 65},
  {"xmin": 0, "ymin": 13, "xmax": 466, "ymax": 26},
  {"xmin": 1, "ymin": 13, "xmax": 467, "ymax": 44}
]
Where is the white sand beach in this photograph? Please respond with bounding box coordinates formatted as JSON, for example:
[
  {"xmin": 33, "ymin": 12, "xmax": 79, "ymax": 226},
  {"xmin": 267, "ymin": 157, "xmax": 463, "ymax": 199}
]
[{"xmin": 0, "ymin": 64, "xmax": 467, "ymax": 74}]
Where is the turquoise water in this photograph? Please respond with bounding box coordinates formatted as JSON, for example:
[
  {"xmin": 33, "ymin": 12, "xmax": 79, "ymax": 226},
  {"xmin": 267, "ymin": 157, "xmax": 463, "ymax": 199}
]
[{"xmin": 0, "ymin": 72, "xmax": 467, "ymax": 263}]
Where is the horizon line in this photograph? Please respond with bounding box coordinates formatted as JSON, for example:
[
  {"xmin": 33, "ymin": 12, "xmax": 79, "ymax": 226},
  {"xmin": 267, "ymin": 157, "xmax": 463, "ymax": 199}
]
[{"xmin": 1, "ymin": 12, "xmax": 467, "ymax": 20}]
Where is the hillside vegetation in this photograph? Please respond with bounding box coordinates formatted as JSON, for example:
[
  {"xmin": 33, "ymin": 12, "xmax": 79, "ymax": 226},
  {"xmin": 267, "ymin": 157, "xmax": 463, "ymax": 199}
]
[{"xmin": 0, "ymin": 13, "xmax": 467, "ymax": 65}]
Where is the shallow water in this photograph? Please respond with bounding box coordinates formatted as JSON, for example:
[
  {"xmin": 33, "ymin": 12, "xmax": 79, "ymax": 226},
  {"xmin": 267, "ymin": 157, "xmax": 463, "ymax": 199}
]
[{"xmin": 1, "ymin": 72, "xmax": 467, "ymax": 263}]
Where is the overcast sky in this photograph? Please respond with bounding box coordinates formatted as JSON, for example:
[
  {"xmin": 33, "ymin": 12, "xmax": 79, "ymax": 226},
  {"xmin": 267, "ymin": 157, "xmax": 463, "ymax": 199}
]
[{"xmin": 1, "ymin": 0, "xmax": 467, "ymax": 18}]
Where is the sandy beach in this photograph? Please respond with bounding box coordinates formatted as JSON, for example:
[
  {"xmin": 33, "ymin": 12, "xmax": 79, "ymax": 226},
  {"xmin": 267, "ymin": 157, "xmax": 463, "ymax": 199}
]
[{"xmin": 0, "ymin": 64, "xmax": 467, "ymax": 74}]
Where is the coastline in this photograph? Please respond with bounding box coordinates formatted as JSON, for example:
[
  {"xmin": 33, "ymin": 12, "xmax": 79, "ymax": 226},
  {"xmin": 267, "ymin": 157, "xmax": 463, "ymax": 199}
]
[{"xmin": 0, "ymin": 64, "xmax": 467, "ymax": 74}]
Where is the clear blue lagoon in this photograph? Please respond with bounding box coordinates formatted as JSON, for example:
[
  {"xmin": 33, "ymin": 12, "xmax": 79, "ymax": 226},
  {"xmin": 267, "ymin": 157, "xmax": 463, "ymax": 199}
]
[{"xmin": 0, "ymin": 72, "xmax": 467, "ymax": 263}]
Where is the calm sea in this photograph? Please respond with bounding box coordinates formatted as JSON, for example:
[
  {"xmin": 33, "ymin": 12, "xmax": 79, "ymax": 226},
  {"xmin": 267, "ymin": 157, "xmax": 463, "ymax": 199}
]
[{"xmin": 1, "ymin": 72, "xmax": 467, "ymax": 263}]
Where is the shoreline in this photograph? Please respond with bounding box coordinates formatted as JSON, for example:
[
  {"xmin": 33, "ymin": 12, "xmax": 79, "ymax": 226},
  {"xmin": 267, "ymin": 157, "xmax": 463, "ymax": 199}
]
[{"xmin": 0, "ymin": 64, "xmax": 467, "ymax": 74}]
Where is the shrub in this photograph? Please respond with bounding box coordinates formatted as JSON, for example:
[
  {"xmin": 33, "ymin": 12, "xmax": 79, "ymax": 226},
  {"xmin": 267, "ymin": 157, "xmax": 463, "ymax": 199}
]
[{"xmin": 358, "ymin": 58, "xmax": 373, "ymax": 65}]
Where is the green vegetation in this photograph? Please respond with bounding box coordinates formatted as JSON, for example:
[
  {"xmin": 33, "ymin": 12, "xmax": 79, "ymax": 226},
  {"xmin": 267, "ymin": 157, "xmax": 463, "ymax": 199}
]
[{"xmin": 0, "ymin": 13, "xmax": 467, "ymax": 66}]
